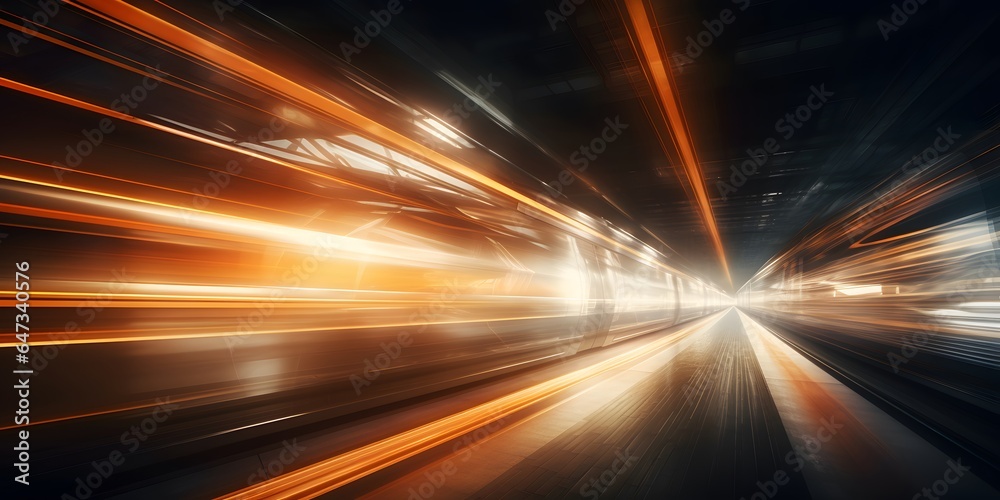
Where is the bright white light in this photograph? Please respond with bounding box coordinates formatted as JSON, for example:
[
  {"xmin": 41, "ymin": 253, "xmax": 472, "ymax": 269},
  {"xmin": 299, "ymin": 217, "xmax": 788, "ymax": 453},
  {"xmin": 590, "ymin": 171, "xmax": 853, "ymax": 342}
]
[
  {"xmin": 956, "ymin": 302, "xmax": 1000, "ymax": 308},
  {"xmin": 834, "ymin": 284, "xmax": 882, "ymax": 296},
  {"xmin": 422, "ymin": 118, "xmax": 473, "ymax": 148}
]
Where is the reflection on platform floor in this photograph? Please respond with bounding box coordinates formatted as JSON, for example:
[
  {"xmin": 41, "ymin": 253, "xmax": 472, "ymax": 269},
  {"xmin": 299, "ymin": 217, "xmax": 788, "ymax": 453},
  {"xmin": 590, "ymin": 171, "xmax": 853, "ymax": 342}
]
[{"xmin": 348, "ymin": 309, "xmax": 998, "ymax": 500}]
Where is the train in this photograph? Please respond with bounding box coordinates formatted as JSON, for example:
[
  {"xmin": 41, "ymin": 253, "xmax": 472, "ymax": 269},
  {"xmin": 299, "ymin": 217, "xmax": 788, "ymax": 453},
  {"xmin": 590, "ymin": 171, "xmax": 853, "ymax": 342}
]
[
  {"xmin": 10, "ymin": 124, "xmax": 731, "ymax": 496},
  {"xmin": 3, "ymin": 54, "xmax": 730, "ymax": 497}
]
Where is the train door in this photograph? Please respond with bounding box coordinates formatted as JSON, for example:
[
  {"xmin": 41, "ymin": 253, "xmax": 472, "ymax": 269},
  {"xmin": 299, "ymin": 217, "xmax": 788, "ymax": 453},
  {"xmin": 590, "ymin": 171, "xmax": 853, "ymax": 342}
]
[
  {"xmin": 664, "ymin": 272, "xmax": 679, "ymax": 327},
  {"xmin": 672, "ymin": 274, "xmax": 686, "ymax": 322},
  {"xmin": 574, "ymin": 244, "xmax": 614, "ymax": 351}
]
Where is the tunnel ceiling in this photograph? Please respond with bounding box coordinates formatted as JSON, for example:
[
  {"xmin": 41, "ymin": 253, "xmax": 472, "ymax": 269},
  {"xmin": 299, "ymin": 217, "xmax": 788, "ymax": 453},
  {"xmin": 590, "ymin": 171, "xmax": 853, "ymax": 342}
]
[{"xmin": 251, "ymin": 0, "xmax": 1000, "ymax": 289}]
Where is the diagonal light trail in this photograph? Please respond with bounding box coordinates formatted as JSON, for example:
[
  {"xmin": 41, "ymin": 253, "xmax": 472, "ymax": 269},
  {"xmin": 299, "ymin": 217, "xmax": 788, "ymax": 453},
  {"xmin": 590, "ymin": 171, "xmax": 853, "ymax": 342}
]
[
  {"xmin": 54, "ymin": 0, "xmax": 700, "ymax": 283},
  {"xmin": 216, "ymin": 311, "xmax": 727, "ymax": 499},
  {"xmin": 619, "ymin": 0, "xmax": 733, "ymax": 288}
]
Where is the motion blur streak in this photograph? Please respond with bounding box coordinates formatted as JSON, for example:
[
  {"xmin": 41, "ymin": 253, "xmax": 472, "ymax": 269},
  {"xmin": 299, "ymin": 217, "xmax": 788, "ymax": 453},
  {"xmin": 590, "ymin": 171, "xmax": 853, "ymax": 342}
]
[
  {"xmin": 0, "ymin": 1, "xmax": 730, "ymax": 496},
  {"xmin": 2, "ymin": 0, "xmax": 997, "ymax": 498},
  {"xmin": 618, "ymin": 0, "xmax": 733, "ymax": 287},
  {"xmin": 66, "ymin": 0, "xmax": 678, "ymax": 271},
  {"xmin": 740, "ymin": 165, "xmax": 1000, "ymax": 340},
  {"xmin": 738, "ymin": 132, "xmax": 1000, "ymax": 478},
  {"xmin": 219, "ymin": 311, "xmax": 725, "ymax": 499}
]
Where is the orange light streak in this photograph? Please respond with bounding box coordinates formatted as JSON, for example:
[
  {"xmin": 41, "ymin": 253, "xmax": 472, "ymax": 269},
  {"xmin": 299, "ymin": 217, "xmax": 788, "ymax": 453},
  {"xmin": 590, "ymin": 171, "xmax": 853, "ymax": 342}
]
[
  {"xmin": 64, "ymin": 0, "xmax": 693, "ymax": 281},
  {"xmin": 620, "ymin": 0, "xmax": 732, "ymax": 288},
  {"xmin": 217, "ymin": 311, "xmax": 727, "ymax": 499}
]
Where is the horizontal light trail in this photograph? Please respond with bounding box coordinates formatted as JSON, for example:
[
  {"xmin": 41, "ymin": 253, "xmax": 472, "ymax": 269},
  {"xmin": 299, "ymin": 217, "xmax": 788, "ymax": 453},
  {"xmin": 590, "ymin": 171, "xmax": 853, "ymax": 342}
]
[{"xmin": 217, "ymin": 310, "xmax": 727, "ymax": 499}]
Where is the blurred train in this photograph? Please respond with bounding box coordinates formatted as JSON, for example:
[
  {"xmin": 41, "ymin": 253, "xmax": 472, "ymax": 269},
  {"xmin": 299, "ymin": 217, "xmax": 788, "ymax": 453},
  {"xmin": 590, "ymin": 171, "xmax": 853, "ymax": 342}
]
[
  {"xmin": 13, "ymin": 130, "xmax": 734, "ymax": 418},
  {"xmin": 733, "ymin": 151, "xmax": 1000, "ymax": 486},
  {"xmin": 0, "ymin": 9, "xmax": 729, "ymax": 490},
  {"xmin": 8, "ymin": 119, "xmax": 730, "ymax": 496}
]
